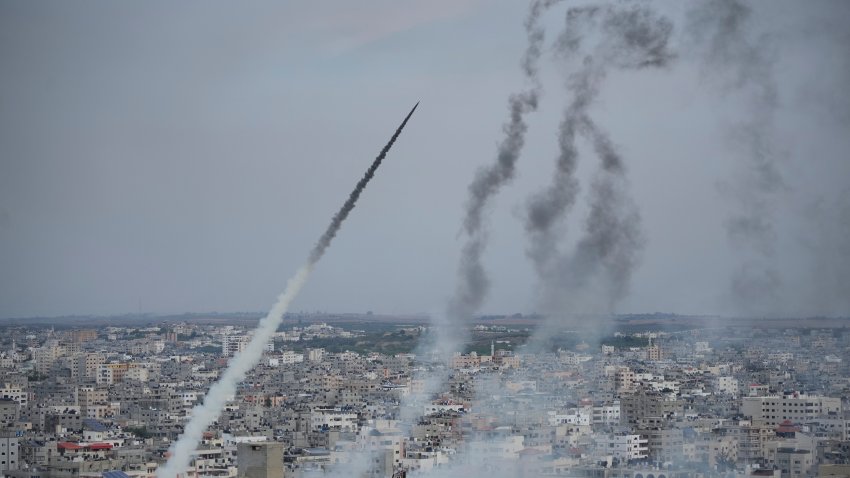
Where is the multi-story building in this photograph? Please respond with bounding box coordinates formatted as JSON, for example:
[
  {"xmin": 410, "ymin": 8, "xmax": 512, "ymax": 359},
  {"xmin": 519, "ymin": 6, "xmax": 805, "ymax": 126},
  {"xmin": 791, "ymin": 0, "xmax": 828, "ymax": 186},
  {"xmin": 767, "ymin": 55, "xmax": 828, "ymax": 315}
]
[
  {"xmin": 646, "ymin": 344, "xmax": 662, "ymax": 361},
  {"xmin": 77, "ymin": 353, "xmax": 106, "ymax": 380},
  {"xmin": 0, "ymin": 384, "xmax": 27, "ymax": 407},
  {"xmin": 0, "ymin": 399, "xmax": 18, "ymax": 428},
  {"xmin": 615, "ymin": 367, "xmax": 636, "ymax": 393},
  {"xmin": 0, "ymin": 432, "xmax": 19, "ymax": 475},
  {"xmin": 307, "ymin": 348, "xmax": 325, "ymax": 362},
  {"xmin": 774, "ymin": 447, "xmax": 814, "ymax": 478},
  {"xmin": 70, "ymin": 329, "xmax": 98, "ymax": 343},
  {"xmin": 591, "ymin": 402, "xmax": 621, "ymax": 426},
  {"xmin": 237, "ymin": 442, "xmax": 284, "ymax": 478},
  {"xmin": 715, "ymin": 376, "xmax": 739, "ymax": 396},
  {"xmin": 32, "ymin": 345, "xmax": 62, "ymax": 375},
  {"xmin": 310, "ymin": 408, "xmax": 358, "ymax": 432},
  {"xmin": 451, "ymin": 352, "xmax": 481, "ymax": 369},
  {"xmin": 97, "ymin": 363, "xmax": 130, "ymax": 385},
  {"xmin": 638, "ymin": 427, "xmax": 684, "ymax": 463},
  {"xmin": 741, "ymin": 393, "xmax": 842, "ymax": 427},
  {"xmin": 222, "ymin": 334, "xmax": 248, "ymax": 358},
  {"xmin": 700, "ymin": 435, "xmax": 738, "ymax": 470},
  {"xmin": 620, "ymin": 390, "xmax": 683, "ymax": 425},
  {"xmin": 595, "ymin": 433, "xmax": 649, "ymax": 461}
]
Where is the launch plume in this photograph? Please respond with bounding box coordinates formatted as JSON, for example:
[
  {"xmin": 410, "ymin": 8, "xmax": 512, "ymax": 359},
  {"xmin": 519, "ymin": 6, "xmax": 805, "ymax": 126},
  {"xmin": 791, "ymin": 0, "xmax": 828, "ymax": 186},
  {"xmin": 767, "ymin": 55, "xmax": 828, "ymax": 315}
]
[
  {"xmin": 526, "ymin": 4, "xmax": 672, "ymax": 319},
  {"xmin": 401, "ymin": 0, "xmax": 559, "ymax": 433},
  {"xmin": 309, "ymin": 103, "xmax": 419, "ymax": 264},
  {"xmin": 447, "ymin": 0, "xmax": 554, "ymax": 323},
  {"xmin": 684, "ymin": 0, "xmax": 785, "ymax": 313},
  {"xmin": 156, "ymin": 102, "xmax": 418, "ymax": 478}
]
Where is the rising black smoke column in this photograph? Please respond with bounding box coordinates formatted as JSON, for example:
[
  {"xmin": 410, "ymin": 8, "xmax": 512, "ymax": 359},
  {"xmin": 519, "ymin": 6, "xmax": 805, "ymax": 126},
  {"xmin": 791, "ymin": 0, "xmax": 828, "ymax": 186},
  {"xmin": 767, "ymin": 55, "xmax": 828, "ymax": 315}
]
[
  {"xmin": 400, "ymin": 0, "xmax": 558, "ymax": 429},
  {"xmin": 524, "ymin": 5, "xmax": 673, "ymax": 330},
  {"xmin": 157, "ymin": 102, "xmax": 418, "ymax": 478},
  {"xmin": 444, "ymin": 0, "xmax": 557, "ymax": 338}
]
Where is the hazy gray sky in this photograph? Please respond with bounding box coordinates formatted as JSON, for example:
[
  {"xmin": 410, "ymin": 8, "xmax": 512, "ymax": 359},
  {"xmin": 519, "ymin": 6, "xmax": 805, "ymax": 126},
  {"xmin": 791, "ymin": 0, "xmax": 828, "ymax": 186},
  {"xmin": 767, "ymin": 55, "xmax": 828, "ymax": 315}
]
[{"xmin": 1, "ymin": 0, "xmax": 848, "ymax": 319}]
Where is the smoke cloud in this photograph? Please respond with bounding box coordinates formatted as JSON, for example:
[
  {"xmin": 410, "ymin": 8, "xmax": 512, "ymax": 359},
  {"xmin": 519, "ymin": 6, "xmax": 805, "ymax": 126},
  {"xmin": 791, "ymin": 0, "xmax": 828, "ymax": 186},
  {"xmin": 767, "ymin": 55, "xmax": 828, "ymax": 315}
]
[
  {"xmin": 447, "ymin": 0, "xmax": 554, "ymax": 323},
  {"xmin": 156, "ymin": 266, "xmax": 312, "ymax": 478},
  {"xmin": 156, "ymin": 102, "xmax": 418, "ymax": 478},
  {"xmin": 525, "ymin": 4, "xmax": 673, "ymax": 327},
  {"xmin": 801, "ymin": 193, "xmax": 850, "ymax": 316},
  {"xmin": 684, "ymin": 0, "xmax": 785, "ymax": 314},
  {"xmin": 401, "ymin": 0, "xmax": 560, "ymax": 440}
]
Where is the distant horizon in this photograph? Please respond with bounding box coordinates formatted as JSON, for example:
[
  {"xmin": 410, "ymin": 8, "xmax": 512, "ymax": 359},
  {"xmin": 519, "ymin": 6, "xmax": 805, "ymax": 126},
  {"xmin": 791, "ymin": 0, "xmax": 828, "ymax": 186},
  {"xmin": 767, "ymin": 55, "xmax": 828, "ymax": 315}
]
[{"xmin": 2, "ymin": 309, "xmax": 847, "ymax": 323}]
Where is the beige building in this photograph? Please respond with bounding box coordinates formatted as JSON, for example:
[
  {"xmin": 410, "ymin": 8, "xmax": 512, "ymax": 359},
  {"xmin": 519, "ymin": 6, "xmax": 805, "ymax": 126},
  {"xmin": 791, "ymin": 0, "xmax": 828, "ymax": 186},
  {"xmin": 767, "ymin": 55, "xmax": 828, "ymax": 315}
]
[
  {"xmin": 0, "ymin": 384, "xmax": 27, "ymax": 407},
  {"xmin": 451, "ymin": 352, "xmax": 481, "ymax": 369},
  {"xmin": 77, "ymin": 353, "xmax": 106, "ymax": 380},
  {"xmin": 646, "ymin": 344, "xmax": 662, "ymax": 361},
  {"xmin": 70, "ymin": 329, "xmax": 98, "ymax": 343},
  {"xmin": 615, "ymin": 367, "xmax": 636, "ymax": 393}
]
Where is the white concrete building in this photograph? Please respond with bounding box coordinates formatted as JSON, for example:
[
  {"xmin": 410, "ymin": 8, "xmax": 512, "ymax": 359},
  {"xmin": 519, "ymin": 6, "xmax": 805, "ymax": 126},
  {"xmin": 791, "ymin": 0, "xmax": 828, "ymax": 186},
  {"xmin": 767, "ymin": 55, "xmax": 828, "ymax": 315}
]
[
  {"xmin": 310, "ymin": 408, "xmax": 358, "ymax": 432},
  {"xmin": 742, "ymin": 393, "xmax": 842, "ymax": 427},
  {"xmin": 595, "ymin": 433, "xmax": 649, "ymax": 461},
  {"xmin": 715, "ymin": 376, "xmax": 739, "ymax": 396}
]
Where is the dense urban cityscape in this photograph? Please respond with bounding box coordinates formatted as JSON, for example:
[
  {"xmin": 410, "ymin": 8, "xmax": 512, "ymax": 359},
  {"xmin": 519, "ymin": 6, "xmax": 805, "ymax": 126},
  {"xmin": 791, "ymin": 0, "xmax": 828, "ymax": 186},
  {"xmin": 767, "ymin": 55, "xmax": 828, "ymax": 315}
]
[
  {"xmin": 3, "ymin": 0, "xmax": 848, "ymax": 478},
  {"xmin": 0, "ymin": 315, "xmax": 848, "ymax": 478}
]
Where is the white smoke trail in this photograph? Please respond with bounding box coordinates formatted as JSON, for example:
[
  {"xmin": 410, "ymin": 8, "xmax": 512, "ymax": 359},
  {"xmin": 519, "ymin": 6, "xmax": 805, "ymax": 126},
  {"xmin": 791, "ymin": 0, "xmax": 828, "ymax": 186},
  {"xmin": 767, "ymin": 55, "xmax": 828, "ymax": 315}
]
[
  {"xmin": 156, "ymin": 101, "xmax": 418, "ymax": 478},
  {"xmin": 156, "ymin": 265, "xmax": 312, "ymax": 478}
]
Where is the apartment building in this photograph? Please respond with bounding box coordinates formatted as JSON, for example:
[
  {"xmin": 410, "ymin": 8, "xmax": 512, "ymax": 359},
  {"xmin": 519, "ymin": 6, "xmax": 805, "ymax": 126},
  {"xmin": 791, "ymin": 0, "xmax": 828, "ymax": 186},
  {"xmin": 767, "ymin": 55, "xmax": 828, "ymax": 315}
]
[
  {"xmin": 596, "ymin": 433, "xmax": 649, "ymax": 461},
  {"xmin": 741, "ymin": 393, "xmax": 842, "ymax": 427}
]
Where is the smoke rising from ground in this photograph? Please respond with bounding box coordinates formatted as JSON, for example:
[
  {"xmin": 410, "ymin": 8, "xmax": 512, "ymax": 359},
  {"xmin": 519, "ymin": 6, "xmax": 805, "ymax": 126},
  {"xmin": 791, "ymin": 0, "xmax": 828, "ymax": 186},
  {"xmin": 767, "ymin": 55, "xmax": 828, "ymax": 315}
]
[
  {"xmin": 447, "ymin": 0, "xmax": 554, "ymax": 324},
  {"xmin": 399, "ymin": 0, "xmax": 561, "ymax": 442},
  {"xmin": 156, "ymin": 103, "xmax": 417, "ymax": 478},
  {"xmin": 684, "ymin": 0, "xmax": 785, "ymax": 314}
]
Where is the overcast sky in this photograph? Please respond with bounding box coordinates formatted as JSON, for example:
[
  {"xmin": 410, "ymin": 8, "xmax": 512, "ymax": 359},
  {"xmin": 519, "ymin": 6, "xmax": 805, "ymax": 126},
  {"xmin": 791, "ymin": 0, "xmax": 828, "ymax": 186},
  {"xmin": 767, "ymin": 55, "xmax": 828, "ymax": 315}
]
[{"xmin": 1, "ymin": 0, "xmax": 848, "ymax": 320}]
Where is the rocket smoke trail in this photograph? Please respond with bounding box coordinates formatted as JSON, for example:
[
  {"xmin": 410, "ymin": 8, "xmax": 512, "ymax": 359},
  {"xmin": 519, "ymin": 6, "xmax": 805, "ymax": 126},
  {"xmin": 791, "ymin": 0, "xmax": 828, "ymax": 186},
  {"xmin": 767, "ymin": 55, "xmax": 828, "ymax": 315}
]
[
  {"xmin": 309, "ymin": 102, "xmax": 419, "ymax": 265},
  {"xmin": 446, "ymin": 0, "xmax": 555, "ymax": 325},
  {"xmin": 526, "ymin": 4, "xmax": 673, "ymax": 318},
  {"xmin": 156, "ymin": 102, "xmax": 418, "ymax": 478},
  {"xmin": 685, "ymin": 0, "xmax": 784, "ymax": 313},
  {"xmin": 400, "ymin": 0, "xmax": 557, "ymax": 429}
]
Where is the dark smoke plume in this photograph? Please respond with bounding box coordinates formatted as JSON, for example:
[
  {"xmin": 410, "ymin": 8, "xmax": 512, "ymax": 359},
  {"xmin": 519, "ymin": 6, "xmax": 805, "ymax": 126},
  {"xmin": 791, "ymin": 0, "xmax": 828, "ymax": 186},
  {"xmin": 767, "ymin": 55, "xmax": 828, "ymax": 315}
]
[
  {"xmin": 526, "ymin": 4, "xmax": 673, "ymax": 316},
  {"xmin": 447, "ymin": 0, "xmax": 556, "ymax": 321},
  {"xmin": 308, "ymin": 101, "xmax": 419, "ymax": 265},
  {"xmin": 575, "ymin": 116, "xmax": 643, "ymax": 306},
  {"xmin": 685, "ymin": 0, "xmax": 785, "ymax": 313},
  {"xmin": 411, "ymin": 0, "xmax": 559, "ymax": 429}
]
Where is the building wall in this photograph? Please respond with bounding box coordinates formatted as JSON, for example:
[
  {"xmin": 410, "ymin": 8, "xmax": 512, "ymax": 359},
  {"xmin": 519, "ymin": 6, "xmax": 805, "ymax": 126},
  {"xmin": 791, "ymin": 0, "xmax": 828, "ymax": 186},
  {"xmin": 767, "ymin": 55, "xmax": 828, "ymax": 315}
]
[
  {"xmin": 742, "ymin": 394, "xmax": 843, "ymax": 427},
  {"xmin": 0, "ymin": 433, "xmax": 19, "ymax": 474},
  {"xmin": 237, "ymin": 442, "xmax": 284, "ymax": 478}
]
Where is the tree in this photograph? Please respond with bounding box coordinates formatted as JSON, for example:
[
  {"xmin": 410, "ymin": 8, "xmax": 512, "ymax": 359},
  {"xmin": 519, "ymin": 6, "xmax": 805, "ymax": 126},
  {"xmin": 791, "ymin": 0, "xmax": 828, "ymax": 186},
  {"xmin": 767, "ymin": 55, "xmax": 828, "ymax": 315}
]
[{"xmin": 715, "ymin": 448, "xmax": 737, "ymax": 473}]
